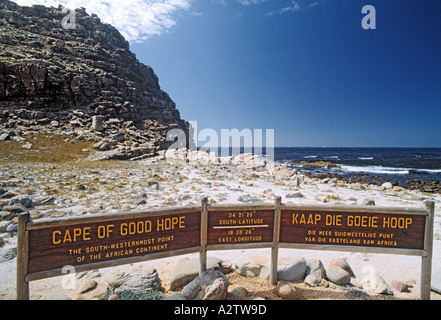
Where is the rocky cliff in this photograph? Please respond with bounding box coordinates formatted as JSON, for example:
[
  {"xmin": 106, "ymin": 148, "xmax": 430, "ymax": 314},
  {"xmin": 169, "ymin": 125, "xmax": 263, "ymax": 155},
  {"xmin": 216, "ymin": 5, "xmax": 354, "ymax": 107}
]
[{"xmin": 0, "ymin": 1, "xmax": 192, "ymax": 160}]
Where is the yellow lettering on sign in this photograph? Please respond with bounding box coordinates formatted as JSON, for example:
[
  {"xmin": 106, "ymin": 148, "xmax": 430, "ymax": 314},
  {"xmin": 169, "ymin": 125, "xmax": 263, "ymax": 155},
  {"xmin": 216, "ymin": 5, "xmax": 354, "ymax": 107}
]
[
  {"xmin": 382, "ymin": 217, "xmax": 412, "ymax": 229},
  {"xmin": 52, "ymin": 227, "xmax": 93, "ymax": 244},
  {"xmin": 325, "ymin": 214, "xmax": 342, "ymax": 226},
  {"xmin": 156, "ymin": 217, "xmax": 186, "ymax": 231},
  {"xmin": 347, "ymin": 215, "xmax": 378, "ymax": 228},
  {"xmin": 52, "ymin": 230, "xmax": 61, "ymax": 244}
]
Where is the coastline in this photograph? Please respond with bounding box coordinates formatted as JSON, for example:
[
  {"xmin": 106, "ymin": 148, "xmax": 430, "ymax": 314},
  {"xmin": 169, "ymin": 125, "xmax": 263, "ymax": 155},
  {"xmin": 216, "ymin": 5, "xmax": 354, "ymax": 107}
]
[{"xmin": 0, "ymin": 148, "xmax": 440, "ymax": 300}]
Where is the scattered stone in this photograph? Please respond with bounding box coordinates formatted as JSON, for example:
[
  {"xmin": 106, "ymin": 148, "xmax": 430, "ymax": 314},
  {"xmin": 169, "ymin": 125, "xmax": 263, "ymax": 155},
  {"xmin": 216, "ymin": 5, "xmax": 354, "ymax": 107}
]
[
  {"xmin": 391, "ymin": 280, "xmax": 409, "ymax": 293},
  {"xmin": 276, "ymin": 281, "xmax": 299, "ymax": 300},
  {"xmin": 78, "ymin": 279, "xmax": 98, "ymax": 294},
  {"xmin": 110, "ymin": 268, "xmax": 161, "ymax": 297},
  {"xmin": 319, "ymin": 279, "xmax": 329, "ymax": 287},
  {"xmin": 234, "ymin": 256, "xmax": 264, "ymax": 278},
  {"xmin": 326, "ymin": 265, "xmax": 351, "ymax": 286},
  {"xmin": 228, "ymin": 284, "xmax": 248, "ymax": 298},
  {"xmin": 329, "ymin": 258, "xmax": 355, "ymax": 278},
  {"xmin": 8, "ymin": 195, "xmax": 33, "ymax": 208},
  {"xmin": 277, "ymin": 257, "xmax": 307, "ymax": 282},
  {"xmin": 267, "ymin": 163, "xmax": 294, "ymax": 177},
  {"xmin": 170, "ymin": 257, "xmax": 222, "ymax": 290},
  {"xmin": 361, "ymin": 198, "xmax": 376, "ymax": 206},
  {"xmin": 285, "ymin": 192, "xmax": 304, "ymax": 199},
  {"xmin": 3, "ymin": 204, "xmax": 28, "ymax": 214},
  {"xmin": 304, "ymin": 259, "xmax": 326, "ymax": 287},
  {"xmin": 361, "ymin": 273, "xmax": 393, "ymax": 295},
  {"xmin": 382, "ymin": 182, "xmax": 393, "ymax": 189},
  {"xmin": 374, "ymin": 276, "xmax": 393, "ymax": 295},
  {"xmin": 182, "ymin": 270, "xmax": 228, "ymax": 300},
  {"xmin": 237, "ymin": 194, "xmax": 262, "ymax": 204},
  {"xmin": 5, "ymin": 224, "xmax": 18, "ymax": 233},
  {"xmin": 0, "ymin": 247, "xmax": 17, "ymax": 262}
]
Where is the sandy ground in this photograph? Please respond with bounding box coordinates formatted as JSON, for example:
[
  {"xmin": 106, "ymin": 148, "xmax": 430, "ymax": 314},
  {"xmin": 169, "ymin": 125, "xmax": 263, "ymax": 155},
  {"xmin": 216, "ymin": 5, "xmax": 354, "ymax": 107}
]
[{"xmin": 1, "ymin": 157, "xmax": 440, "ymax": 300}]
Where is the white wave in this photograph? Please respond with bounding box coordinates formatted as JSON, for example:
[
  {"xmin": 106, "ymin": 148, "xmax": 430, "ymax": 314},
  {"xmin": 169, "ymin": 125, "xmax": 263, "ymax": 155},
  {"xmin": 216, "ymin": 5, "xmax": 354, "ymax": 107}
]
[
  {"xmin": 416, "ymin": 169, "xmax": 441, "ymax": 173},
  {"xmin": 303, "ymin": 155, "xmax": 318, "ymax": 159},
  {"xmin": 358, "ymin": 157, "xmax": 374, "ymax": 160},
  {"xmin": 326, "ymin": 156, "xmax": 339, "ymax": 159},
  {"xmin": 340, "ymin": 165, "xmax": 410, "ymax": 175}
]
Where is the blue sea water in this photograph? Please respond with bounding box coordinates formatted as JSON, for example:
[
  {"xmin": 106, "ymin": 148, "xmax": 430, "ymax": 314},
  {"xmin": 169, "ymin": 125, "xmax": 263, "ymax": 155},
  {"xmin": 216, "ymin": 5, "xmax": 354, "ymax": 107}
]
[
  {"xmin": 216, "ymin": 147, "xmax": 441, "ymax": 184},
  {"xmin": 273, "ymin": 147, "xmax": 441, "ymax": 184}
]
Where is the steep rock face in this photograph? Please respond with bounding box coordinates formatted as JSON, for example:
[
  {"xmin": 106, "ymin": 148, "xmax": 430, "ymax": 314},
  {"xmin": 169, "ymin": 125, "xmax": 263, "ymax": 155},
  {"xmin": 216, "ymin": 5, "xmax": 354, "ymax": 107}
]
[{"xmin": 0, "ymin": 1, "xmax": 192, "ymax": 157}]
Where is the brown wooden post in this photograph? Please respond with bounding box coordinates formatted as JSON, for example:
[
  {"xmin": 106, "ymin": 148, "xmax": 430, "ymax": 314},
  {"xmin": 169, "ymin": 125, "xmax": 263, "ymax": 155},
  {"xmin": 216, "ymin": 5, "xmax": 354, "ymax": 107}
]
[
  {"xmin": 200, "ymin": 197, "xmax": 208, "ymax": 274},
  {"xmin": 270, "ymin": 196, "xmax": 281, "ymax": 285},
  {"xmin": 16, "ymin": 212, "xmax": 30, "ymax": 300},
  {"xmin": 421, "ymin": 200, "xmax": 435, "ymax": 300}
]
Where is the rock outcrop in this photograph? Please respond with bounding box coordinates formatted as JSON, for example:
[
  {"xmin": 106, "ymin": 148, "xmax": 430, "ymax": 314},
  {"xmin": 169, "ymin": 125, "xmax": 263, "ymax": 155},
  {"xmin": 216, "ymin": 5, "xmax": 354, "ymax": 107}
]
[{"xmin": 0, "ymin": 1, "xmax": 192, "ymax": 159}]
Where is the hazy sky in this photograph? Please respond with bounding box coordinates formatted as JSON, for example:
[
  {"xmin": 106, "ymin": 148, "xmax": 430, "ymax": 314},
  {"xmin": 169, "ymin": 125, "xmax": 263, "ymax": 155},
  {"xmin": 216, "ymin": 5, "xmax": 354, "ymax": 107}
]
[{"xmin": 14, "ymin": 0, "xmax": 441, "ymax": 147}]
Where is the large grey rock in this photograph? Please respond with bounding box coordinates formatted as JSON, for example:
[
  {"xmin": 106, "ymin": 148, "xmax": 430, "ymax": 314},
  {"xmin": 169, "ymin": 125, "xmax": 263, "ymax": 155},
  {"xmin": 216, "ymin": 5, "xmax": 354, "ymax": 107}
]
[
  {"xmin": 304, "ymin": 259, "xmax": 326, "ymax": 287},
  {"xmin": 234, "ymin": 256, "xmax": 267, "ymax": 278},
  {"xmin": 361, "ymin": 273, "xmax": 393, "ymax": 295},
  {"xmin": 329, "ymin": 258, "xmax": 355, "ymax": 278},
  {"xmin": 182, "ymin": 270, "xmax": 228, "ymax": 300},
  {"xmin": 170, "ymin": 257, "xmax": 222, "ymax": 290},
  {"xmin": 276, "ymin": 281, "xmax": 299, "ymax": 300},
  {"xmin": 326, "ymin": 265, "xmax": 351, "ymax": 286},
  {"xmin": 277, "ymin": 257, "xmax": 307, "ymax": 282},
  {"xmin": 106, "ymin": 268, "xmax": 161, "ymax": 296}
]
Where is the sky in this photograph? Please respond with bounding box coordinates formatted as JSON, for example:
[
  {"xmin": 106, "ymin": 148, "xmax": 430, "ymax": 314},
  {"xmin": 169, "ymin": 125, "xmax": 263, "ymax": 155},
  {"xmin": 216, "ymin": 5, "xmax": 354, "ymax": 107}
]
[{"xmin": 13, "ymin": 0, "xmax": 441, "ymax": 147}]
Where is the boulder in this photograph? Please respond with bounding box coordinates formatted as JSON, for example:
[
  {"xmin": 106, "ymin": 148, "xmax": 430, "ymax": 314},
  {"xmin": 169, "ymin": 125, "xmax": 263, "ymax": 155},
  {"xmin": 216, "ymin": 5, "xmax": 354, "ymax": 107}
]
[
  {"xmin": 277, "ymin": 257, "xmax": 307, "ymax": 282},
  {"xmin": 361, "ymin": 198, "xmax": 376, "ymax": 206},
  {"xmin": 304, "ymin": 259, "xmax": 326, "ymax": 287},
  {"xmin": 382, "ymin": 182, "xmax": 393, "ymax": 189},
  {"xmin": 170, "ymin": 257, "xmax": 222, "ymax": 290},
  {"xmin": 361, "ymin": 273, "xmax": 393, "ymax": 295},
  {"xmin": 329, "ymin": 258, "xmax": 355, "ymax": 278},
  {"xmin": 391, "ymin": 280, "xmax": 409, "ymax": 293},
  {"xmin": 276, "ymin": 281, "xmax": 299, "ymax": 300},
  {"xmin": 234, "ymin": 256, "xmax": 266, "ymax": 278},
  {"xmin": 233, "ymin": 153, "xmax": 266, "ymax": 171},
  {"xmin": 104, "ymin": 268, "xmax": 161, "ymax": 298},
  {"xmin": 326, "ymin": 265, "xmax": 351, "ymax": 286},
  {"xmin": 228, "ymin": 285, "xmax": 248, "ymax": 298},
  {"xmin": 267, "ymin": 163, "xmax": 294, "ymax": 177},
  {"xmin": 182, "ymin": 270, "xmax": 228, "ymax": 300},
  {"xmin": 374, "ymin": 276, "xmax": 394, "ymax": 295}
]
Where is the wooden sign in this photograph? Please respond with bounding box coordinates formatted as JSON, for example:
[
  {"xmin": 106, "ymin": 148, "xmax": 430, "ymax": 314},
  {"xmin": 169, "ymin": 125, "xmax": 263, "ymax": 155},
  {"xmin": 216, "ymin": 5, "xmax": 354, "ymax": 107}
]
[
  {"xmin": 280, "ymin": 209, "xmax": 426, "ymax": 250},
  {"xmin": 207, "ymin": 209, "xmax": 274, "ymax": 246},
  {"xmin": 27, "ymin": 210, "xmax": 201, "ymax": 275},
  {"xmin": 17, "ymin": 199, "xmax": 434, "ymax": 300}
]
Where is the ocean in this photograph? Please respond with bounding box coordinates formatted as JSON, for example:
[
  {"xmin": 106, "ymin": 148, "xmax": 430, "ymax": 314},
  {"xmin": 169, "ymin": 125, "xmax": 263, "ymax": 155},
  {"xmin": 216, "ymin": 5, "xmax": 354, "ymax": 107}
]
[
  {"xmin": 214, "ymin": 147, "xmax": 441, "ymax": 186},
  {"xmin": 272, "ymin": 147, "xmax": 441, "ymax": 186}
]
